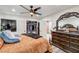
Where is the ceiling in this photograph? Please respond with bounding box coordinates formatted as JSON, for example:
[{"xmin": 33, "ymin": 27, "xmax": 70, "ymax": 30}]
[{"xmin": 0, "ymin": 5, "xmax": 78, "ymax": 19}]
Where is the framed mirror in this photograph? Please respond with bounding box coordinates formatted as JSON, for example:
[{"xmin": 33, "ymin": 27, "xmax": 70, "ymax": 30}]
[{"xmin": 56, "ymin": 12, "xmax": 79, "ymax": 32}]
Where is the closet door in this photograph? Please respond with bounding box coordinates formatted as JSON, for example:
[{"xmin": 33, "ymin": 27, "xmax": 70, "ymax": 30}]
[{"xmin": 27, "ymin": 21, "xmax": 40, "ymax": 35}]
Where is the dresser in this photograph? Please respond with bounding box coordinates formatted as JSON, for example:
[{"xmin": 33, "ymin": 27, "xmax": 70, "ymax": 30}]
[{"xmin": 52, "ymin": 31, "xmax": 79, "ymax": 53}]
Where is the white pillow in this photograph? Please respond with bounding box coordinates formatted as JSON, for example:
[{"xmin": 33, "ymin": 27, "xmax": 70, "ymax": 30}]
[{"xmin": 4, "ymin": 30, "xmax": 15, "ymax": 38}]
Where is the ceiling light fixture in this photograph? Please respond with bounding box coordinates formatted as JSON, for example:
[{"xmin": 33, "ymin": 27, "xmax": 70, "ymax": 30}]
[
  {"xmin": 30, "ymin": 12, "xmax": 34, "ymax": 15},
  {"xmin": 12, "ymin": 9, "xmax": 16, "ymax": 12}
]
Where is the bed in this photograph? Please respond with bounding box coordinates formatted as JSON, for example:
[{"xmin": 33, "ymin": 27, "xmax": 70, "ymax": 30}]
[{"xmin": 0, "ymin": 35, "xmax": 53, "ymax": 53}]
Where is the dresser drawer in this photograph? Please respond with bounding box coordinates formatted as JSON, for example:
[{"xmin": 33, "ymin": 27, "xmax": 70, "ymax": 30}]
[
  {"xmin": 71, "ymin": 38, "xmax": 79, "ymax": 44},
  {"xmin": 70, "ymin": 47, "xmax": 79, "ymax": 53},
  {"xmin": 70, "ymin": 42, "xmax": 79, "ymax": 49},
  {"xmin": 57, "ymin": 34, "xmax": 70, "ymax": 38},
  {"xmin": 60, "ymin": 37, "xmax": 70, "ymax": 42},
  {"xmin": 52, "ymin": 36, "xmax": 70, "ymax": 41}
]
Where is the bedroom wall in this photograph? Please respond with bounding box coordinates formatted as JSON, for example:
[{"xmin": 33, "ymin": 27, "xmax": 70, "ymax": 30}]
[
  {"xmin": 40, "ymin": 6, "xmax": 79, "ymax": 38},
  {"xmin": 0, "ymin": 13, "xmax": 37, "ymax": 35},
  {"xmin": 1, "ymin": 6, "xmax": 79, "ymax": 39},
  {"xmin": 39, "ymin": 19, "xmax": 52, "ymax": 39}
]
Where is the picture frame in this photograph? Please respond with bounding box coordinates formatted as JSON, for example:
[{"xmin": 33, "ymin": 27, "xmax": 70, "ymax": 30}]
[{"xmin": 1, "ymin": 18, "xmax": 17, "ymax": 32}]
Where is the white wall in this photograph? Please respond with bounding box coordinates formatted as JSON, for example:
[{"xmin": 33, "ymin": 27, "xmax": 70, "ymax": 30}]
[
  {"xmin": 39, "ymin": 20, "xmax": 47, "ymax": 38},
  {"xmin": 1, "ymin": 6, "xmax": 79, "ymax": 39},
  {"xmin": 0, "ymin": 13, "xmax": 37, "ymax": 35},
  {"xmin": 40, "ymin": 6, "xmax": 79, "ymax": 38}
]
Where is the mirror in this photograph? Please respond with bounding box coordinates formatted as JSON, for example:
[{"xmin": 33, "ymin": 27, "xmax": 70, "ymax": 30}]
[
  {"xmin": 56, "ymin": 12, "xmax": 79, "ymax": 32},
  {"xmin": 59, "ymin": 16, "xmax": 78, "ymax": 28}
]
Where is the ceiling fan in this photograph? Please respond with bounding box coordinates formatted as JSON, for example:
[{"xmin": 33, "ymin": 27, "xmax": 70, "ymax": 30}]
[{"xmin": 19, "ymin": 5, "xmax": 42, "ymax": 17}]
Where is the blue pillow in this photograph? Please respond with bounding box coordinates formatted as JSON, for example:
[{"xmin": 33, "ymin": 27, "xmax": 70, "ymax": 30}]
[{"xmin": 0, "ymin": 32, "xmax": 20, "ymax": 44}]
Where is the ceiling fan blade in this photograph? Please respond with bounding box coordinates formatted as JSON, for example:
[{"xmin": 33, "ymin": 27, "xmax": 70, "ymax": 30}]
[
  {"xmin": 20, "ymin": 12, "xmax": 29, "ymax": 14},
  {"xmin": 35, "ymin": 12, "xmax": 42, "ymax": 15},
  {"xmin": 34, "ymin": 7, "xmax": 41, "ymax": 11},
  {"xmin": 19, "ymin": 5, "xmax": 30, "ymax": 11}
]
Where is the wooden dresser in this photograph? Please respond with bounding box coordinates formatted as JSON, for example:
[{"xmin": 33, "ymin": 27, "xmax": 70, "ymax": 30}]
[{"xmin": 52, "ymin": 31, "xmax": 79, "ymax": 53}]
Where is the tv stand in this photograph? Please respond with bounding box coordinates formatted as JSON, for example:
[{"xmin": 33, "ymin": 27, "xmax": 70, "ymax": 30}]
[{"xmin": 22, "ymin": 33, "xmax": 42, "ymax": 39}]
